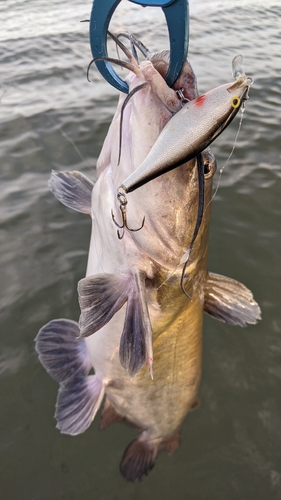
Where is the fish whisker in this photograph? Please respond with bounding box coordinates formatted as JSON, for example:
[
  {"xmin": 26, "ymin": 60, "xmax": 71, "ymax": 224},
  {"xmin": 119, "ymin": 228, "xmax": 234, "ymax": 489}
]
[
  {"xmin": 108, "ymin": 31, "xmax": 139, "ymax": 67},
  {"xmin": 118, "ymin": 82, "xmax": 148, "ymax": 165},
  {"xmin": 117, "ymin": 32, "xmax": 151, "ymax": 60},
  {"xmin": 87, "ymin": 56, "xmax": 141, "ymax": 83},
  {"xmin": 180, "ymin": 153, "xmax": 205, "ymax": 299}
]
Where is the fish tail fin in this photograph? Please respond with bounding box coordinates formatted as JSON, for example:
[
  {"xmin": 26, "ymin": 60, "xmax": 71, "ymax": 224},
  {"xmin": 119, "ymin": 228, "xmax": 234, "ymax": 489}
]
[
  {"xmin": 120, "ymin": 433, "xmax": 160, "ymax": 483},
  {"xmin": 35, "ymin": 319, "xmax": 104, "ymax": 435},
  {"xmin": 120, "ymin": 429, "xmax": 181, "ymax": 482}
]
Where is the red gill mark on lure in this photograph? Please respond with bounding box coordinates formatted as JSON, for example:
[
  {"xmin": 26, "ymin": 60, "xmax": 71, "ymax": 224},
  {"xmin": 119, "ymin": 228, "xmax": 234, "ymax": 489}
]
[{"xmin": 194, "ymin": 94, "xmax": 206, "ymax": 106}]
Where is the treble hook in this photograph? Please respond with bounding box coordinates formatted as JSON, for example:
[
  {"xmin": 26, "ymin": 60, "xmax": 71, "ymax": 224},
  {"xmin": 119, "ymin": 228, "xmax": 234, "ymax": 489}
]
[{"xmin": 111, "ymin": 190, "xmax": 145, "ymax": 239}]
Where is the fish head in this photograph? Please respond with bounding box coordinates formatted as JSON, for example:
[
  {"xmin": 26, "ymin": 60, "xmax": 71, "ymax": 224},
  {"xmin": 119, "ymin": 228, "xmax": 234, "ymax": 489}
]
[
  {"xmin": 96, "ymin": 45, "xmax": 218, "ymax": 269},
  {"xmin": 97, "ymin": 45, "xmax": 252, "ymax": 272},
  {"xmin": 109, "ymin": 50, "xmax": 200, "ymax": 183}
]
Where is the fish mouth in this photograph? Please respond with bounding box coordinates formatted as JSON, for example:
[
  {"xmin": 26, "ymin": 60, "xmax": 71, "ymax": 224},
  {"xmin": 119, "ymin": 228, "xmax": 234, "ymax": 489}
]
[{"xmin": 148, "ymin": 50, "xmax": 199, "ymax": 102}]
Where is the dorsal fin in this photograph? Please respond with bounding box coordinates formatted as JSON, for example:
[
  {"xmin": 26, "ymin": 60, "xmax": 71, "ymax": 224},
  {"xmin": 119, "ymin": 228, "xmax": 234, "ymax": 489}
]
[{"xmin": 49, "ymin": 170, "xmax": 94, "ymax": 215}]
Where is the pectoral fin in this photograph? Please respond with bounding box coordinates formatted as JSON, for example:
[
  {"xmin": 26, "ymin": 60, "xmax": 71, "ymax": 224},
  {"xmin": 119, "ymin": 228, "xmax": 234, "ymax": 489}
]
[
  {"xmin": 204, "ymin": 272, "xmax": 261, "ymax": 326},
  {"xmin": 78, "ymin": 274, "xmax": 129, "ymax": 337},
  {"xmin": 55, "ymin": 375, "xmax": 104, "ymax": 435},
  {"xmin": 49, "ymin": 170, "xmax": 94, "ymax": 215}
]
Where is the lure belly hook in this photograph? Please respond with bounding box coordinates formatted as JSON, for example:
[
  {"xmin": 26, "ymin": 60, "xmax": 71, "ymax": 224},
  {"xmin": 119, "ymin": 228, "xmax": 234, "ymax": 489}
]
[
  {"xmin": 89, "ymin": 0, "xmax": 189, "ymax": 93},
  {"xmin": 111, "ymin": 190, "xmax": 145, "ymax": 239}
]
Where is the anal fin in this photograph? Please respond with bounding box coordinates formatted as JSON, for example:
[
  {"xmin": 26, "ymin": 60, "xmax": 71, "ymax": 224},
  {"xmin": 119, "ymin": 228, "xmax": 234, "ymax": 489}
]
[
  {"xmin": 49, "ymin": 170, "xmax": 94, "ymax": 215},
  {"xmin": 35, "ymin": 319, "xmax": 91, "ymax": 383},
  {"xmin": 204, "ymin": 272, "xmax": 261, "ymax": 327},
  {"xmin": 35, "ymin": 318, "xmax": 104, "ymax": 436},
  {"xmin": 56, "ymin": 374, "xmax": 104, "ymax": 435}
]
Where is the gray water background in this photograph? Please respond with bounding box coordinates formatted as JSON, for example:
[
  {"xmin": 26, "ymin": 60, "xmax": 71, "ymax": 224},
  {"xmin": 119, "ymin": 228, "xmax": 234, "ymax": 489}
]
[{"xmin": 0, "ymin": 0, "xmax": 281, "ymax": 498}]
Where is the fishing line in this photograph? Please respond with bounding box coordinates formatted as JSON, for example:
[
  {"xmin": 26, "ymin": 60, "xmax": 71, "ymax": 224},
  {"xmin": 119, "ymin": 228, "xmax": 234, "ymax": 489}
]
[
  {"xmin": 46, "ymin": 114, "xmax": 85, "ymax": 164},
  {"xmin": 92, "ymin": 223, "xmax": 107, "ymax": 276},
  {"xmin": 0, "ymin": 85, "xmax": 12, "ymax": 105},
  {"xmin": 206, "ymin": 103, "xmax": 246, "ymax": 209}
]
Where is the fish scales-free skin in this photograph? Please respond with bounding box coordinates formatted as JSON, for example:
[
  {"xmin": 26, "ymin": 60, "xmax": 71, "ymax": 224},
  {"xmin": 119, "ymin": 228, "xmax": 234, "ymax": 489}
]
[{"xmin": 35, "ymin": 47, "xmax": 261, "ymax": 482}]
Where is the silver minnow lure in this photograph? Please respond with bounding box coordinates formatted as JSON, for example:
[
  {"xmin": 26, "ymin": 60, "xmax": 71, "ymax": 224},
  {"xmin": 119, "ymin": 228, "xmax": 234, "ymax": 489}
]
[{"xmin": 120, "ymin": 55, "xmax": 252, "ymax": 193}]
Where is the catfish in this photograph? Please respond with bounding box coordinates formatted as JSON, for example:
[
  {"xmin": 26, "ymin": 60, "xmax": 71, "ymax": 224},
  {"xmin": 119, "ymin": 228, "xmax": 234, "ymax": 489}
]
[{"xmin": 35, "ymin": 41, "xmax": 260, "ymax": 482}]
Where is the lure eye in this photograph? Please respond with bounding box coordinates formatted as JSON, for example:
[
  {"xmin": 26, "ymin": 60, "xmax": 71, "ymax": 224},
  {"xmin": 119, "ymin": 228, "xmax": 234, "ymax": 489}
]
[{"xmin": 231, "ymin": 96, "xmax": 240, "ymax": 109}]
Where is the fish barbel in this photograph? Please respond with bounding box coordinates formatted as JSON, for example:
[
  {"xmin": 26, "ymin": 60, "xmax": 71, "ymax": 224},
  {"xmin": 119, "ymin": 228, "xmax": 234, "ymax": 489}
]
[{"xmin": 35, "ymin": 40, "xmax": 261, "ymax": 482}]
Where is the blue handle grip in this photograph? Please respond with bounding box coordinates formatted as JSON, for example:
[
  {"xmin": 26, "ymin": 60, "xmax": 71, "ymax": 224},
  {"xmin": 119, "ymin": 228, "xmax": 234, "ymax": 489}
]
[{"xmin": 89, "ymin": 0, "xmax": 189, "ymax": 93}]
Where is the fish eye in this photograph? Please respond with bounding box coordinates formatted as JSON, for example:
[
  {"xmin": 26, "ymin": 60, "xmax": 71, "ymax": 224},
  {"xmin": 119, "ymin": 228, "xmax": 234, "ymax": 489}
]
[
  {"xmin": 231, "ymin": 96, "xmax": 240, "ymax": 109},
  {"xmin": 204, "ymin": 157, "xmax": 217, "ymax": 179}
]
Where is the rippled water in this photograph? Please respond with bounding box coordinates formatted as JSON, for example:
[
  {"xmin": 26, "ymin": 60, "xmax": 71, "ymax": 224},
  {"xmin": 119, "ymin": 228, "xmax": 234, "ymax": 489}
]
[{"xmin": 1, "ymin": 0, "xmax": 281, "ymax": 499}]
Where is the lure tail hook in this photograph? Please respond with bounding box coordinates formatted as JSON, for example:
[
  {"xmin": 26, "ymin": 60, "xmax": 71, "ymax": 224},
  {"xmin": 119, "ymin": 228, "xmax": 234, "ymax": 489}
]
[{"xmin": 111, "ymin": 191, "xmax": 145, "ymax": 239}]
